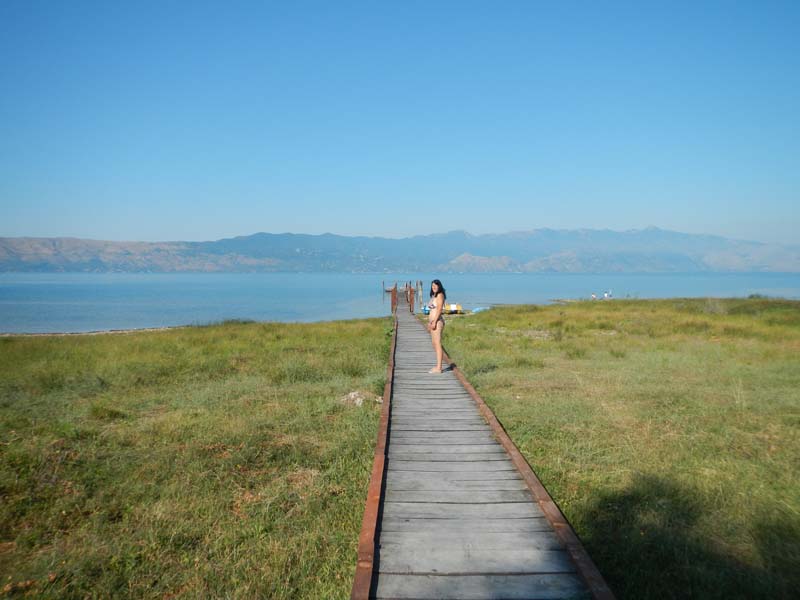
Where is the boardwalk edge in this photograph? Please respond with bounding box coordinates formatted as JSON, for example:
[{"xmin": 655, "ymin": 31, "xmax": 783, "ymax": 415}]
[
  {"xmin": 442, "ymin": 344, "xmax": 617, "ymax": 600},
  {"xmin": 351, "ymin": 314, "xmax": 397, "ymax": 600}
]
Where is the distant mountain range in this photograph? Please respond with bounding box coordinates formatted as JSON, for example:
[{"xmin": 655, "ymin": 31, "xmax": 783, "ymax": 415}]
[{"xmin": 1, "ymin": 228, "xmax": 798, "ymax": 273}]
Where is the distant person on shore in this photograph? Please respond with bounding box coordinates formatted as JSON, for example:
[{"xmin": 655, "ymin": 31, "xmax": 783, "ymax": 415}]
[{"xmin": 427, "ymin": 279, "xmax": 446, "ymax": 373}]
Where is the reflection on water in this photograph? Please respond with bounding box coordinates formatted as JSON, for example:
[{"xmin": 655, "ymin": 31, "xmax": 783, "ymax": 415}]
[{"xmin": 0, "ymin": 271, "xmax": 798, "ymax": 333}]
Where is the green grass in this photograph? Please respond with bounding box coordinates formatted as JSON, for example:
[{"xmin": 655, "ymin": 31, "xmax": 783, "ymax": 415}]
[
  {"xmin": 443, "ymin": 298, "xmax": 800, "ymax": 600},
  {"xmin": 0, "ymin": 318, "xmax": 391, "ymax": 598}
]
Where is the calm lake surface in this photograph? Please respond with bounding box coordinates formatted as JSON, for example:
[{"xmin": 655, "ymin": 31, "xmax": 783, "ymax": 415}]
[{"xmin": 1, "ymin": 272, "xmax": 799, "ymax": 333}]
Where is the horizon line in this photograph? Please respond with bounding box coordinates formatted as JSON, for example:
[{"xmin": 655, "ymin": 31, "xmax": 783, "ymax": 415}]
[{"xmin": 0, "ymin": 226, "xmax": 792, "ymax": 248}]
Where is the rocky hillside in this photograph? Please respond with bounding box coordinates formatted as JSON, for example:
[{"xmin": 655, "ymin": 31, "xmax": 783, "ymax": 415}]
[{"xmin": 1, "ymin": 228, "xmax": 797, "ymax": 273}]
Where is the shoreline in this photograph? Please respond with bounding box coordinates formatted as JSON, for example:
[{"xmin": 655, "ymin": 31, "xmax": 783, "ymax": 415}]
[
  {"xmin": 2, "ymin": 294, "xmax": 797, "ymax": 337},
  {"xmin": 0, "ymin": 325, "xmax": 195, "ymax": 337},
  {"xmin": 0, "ymin": 316, "xmax": 391, "ymax": 337}
]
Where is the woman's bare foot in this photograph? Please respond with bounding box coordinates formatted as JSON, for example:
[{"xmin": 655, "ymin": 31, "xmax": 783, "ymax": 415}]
[{"xmin": 428, "ymin": 367, "xmax": 442, "ymax": 373}]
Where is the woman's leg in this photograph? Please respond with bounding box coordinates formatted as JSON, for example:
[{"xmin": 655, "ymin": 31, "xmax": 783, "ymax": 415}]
[{"xmin": 430, "ymin": 324, "xmax": 443, "ymax": 372}]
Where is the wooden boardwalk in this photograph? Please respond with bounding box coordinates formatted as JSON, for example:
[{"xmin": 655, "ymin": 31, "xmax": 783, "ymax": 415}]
[{"xmin": 353, "ymin": 296, "xmax": 613, "ymax": 600}]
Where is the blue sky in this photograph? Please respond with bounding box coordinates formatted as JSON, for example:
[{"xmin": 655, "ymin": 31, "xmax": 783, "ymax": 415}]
[{"xmin": 1, "ymin": 1, "xmax": 798, "ymax": 245}]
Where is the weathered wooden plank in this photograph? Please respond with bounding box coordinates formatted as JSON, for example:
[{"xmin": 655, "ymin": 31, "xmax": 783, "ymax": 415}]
[
  {"xmin": 388, "ymin": 447, "xmax": 503, "ymax": 454},
  {"xmin": 391, "ymin": 413, "xmax": 486, "ymax": 425},
  {"xmin": 393, "ymin": 386, "xmax": 467, "ymax": 391},
  {"xmin": 393, "ymin": 390, "xmax": 463, "ymax": 395},
  {"xmin": 394, "ymin": 369, "xmax": 456, "ymax": 372},
  {"xmin": 393, "ymin": 376, "xmax": 464, "ymax": 381},
  {"xmin": 392, "ymin": 390, "xmax": 473, "ymax": 395},
  {"xmin": 385, "ymin": 479, "xmax": 527, "ymax": 492},
  {"xmin": 394, "ymin": 378, "xmax": 464, "ymax": 393},
  {"xmin": 392, "ymin": 402, "xmax": 480, "ymax": 418},
  {"xmin": 395, "ymin": 387, "xmax": 466, "ymax": 396},
  {"xmin": 393, "ymin": 391, "xmax": 470, "ymax": 397},
  {"xmin": 392, "ymin": 416, "xmax": 485, "ymax": 422},
  {"xmin": 396, "ymin": 432, "xmax": 487, "ymax": 434},
  {"xmin": 372, "ymin": 573, "xmax": 589, "ymax": 600},
  {"xmin": 376, "ymin": 546, "xmax": 576, "ymax": 575},
  {"xmin": 391, "ymin": 408, "xmax": 486, "ymax": 424},
  {"xmin": 391, "ymin": 421, "xmax": 487, "ymax": 428},
  {"xmin": 392, "ymin": 403, "xmax": 475, "ymax": 408},
  {"xmin": 391, "ymin": 410, "xmax": 478, "ymax": 416},
  {"xmin": 391, "ymin": 423, "xmax": 487, "ymax": 430},
  {"xmin": 388, "ymin": 440, "xmax": 497, "ymax": 448},
  {"xmin": 393, "ymin": 382, "xmax": 466, "ymax": 386},
  {"xmin": 394, "ymin": 398, "xmax": 468, "ymax": 403},
  {"xmin": 392, "ymin": 402, "xmax": 475, "ymax": 407},
  {"xmin": 390, "ymin": 414, "xmax": 483, "ymax": 421},
  {"xmin": 389, "ymin": 433, "xmax": 497, "ymax": 443},
  {"xmin": 390, "ymin": 427, "xmax": 492, "ymax": 434},
  {"xmin": 387, "ymin": 447, "xmax": 504, "ymax": 456},
  {"xmin": 391, "ymin": 400, "xmax": 474, "ymax": 405},
  {"xmin": 393, "ymin": 370, "xmax": 461, "ymax": 374},
  {"xmin": 379, "ymin": 517, "xmax": 552, "ymax": 533},
  {"xmin": 387, "ymin": 453, "xmax": 509, "ymax": 462},
  {"xmin": 390, "ymin": 413, "xmax": 479, "ymax": 419},
  {"xmin": 392, "ymin": 400, "xmax": 474, "ymax": 405},
  {"xmin": 386, "ymin": 471, "xmax": 522, "ymax": 483},
  {"xmin": 393, "ymin": 370, "xmax": 463, "ymax": 374},
  {"xmin": 378, "ymin": 530, "xmax": 563, "ymax": 551},
  {"xmin": 392, "ymin": 393, "xmax": 474, "ymax": 399},
  {"xmin": 392, "ymin": 396, "xmax": 474, "ymax": 401},
  {"xmin": 391, "ymin": 408, "xmax": 479, "ymax": 413},
  {"xmin": 395, "ymin": 369, "xmax": 458, "ymax": 372},
  {"xmin": 393, "ymin": 382, "xmax": 466, "ymax": 387},
  {"xmin": 392, "ymin": 407, "xmax": 480, "ymax": 412},
  {"xmin": 391, "ymin": 419, "xmax": 487, "ymax": 427},
  {"xmin": 392, "ymin": 390, "xmax": 470, "ymax": 396},
  {"xmin": 390, "ymin": 416, "xmax": 487, "ymax": 422},
  {"xmin": 384, "ymin": 490, "xmax": 534, "ymax": 503},
  {"xmin": 391, "ymin": 408, "xmax": 477, "ymax": 414},
  {"xmin": 382, "ymin": 502, "xmax": 541, "ymax": 520},
  {"xmin": 393, "ymin": 384, "xmax": 466, "ymax": 388},
  {"xmin": 389, "ymin": 439, "xmax": 499, "ymax": 447},
  {"xmin": 390, "ymin": 425, "xmax": 491, "ymax": 432},
  {"xmin": 390, "ymin": 429, "xmax": 491, "ymax": 435},
  {"xmin": 391, "ymin": 439, "xmax": 505, "ymax": 454},
  {"xmin": 387, "ymin": 460, "xmax": 517, "ymax": 472},
  {"xmin": 391, "ymin": 400, "xmax": 477, "ymax": 406}
]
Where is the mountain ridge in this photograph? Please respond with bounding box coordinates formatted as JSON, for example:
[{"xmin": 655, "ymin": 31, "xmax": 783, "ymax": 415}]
[{"xmin": 1, "ymin": 228, "xmax": 798, "ymax": 273}]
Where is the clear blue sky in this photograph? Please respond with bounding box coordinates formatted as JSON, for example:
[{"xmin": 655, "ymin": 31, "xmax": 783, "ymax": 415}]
[{"xmin": 1, "ymin": 1, "xmax": 798, "ymax": 245}]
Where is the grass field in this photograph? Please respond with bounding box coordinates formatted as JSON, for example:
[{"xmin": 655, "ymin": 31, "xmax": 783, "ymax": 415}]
[
  {"xmin": 0, "ymin": 318, "xmax": 391, "ymax": 598},
  {"xmin": 442, "ymin": 297, "xmax": 800, "ymax": 599},
  {"xmin": 3, "ymin": 297, "xmax": 798, "ymax": 599}
]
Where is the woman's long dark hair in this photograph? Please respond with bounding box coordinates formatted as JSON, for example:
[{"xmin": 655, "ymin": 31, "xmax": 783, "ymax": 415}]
[{"xmin": 429, "ymin": 279, "xmax": 446, "ymax": 301}]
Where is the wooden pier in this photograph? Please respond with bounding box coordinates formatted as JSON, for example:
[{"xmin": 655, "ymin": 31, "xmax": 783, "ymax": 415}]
[{"xmin": 353, "ymin": 294, "xmax": 614, "ymax": 599}]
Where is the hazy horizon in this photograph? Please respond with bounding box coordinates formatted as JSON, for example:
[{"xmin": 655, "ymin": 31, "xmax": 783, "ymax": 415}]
[{"xmin": 1, "ymin": 225, "xmax": 798, "ymax": 249}]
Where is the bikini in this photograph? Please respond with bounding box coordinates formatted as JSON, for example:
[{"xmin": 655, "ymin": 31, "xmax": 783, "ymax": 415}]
[{"xmin": 428, "ymin": 298, "xmax": 445, "ymax": 328}]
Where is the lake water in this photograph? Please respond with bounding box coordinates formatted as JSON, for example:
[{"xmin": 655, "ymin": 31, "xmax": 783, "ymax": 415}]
[{"xmin": 1, "ymin": 272, "xmax": 799, "ymax": 333}]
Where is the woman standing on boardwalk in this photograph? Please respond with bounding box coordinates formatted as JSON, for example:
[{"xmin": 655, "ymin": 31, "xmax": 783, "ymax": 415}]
[{"xmin": 427, "ymin": 279, "xmax": 446, "ymax": 373}]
